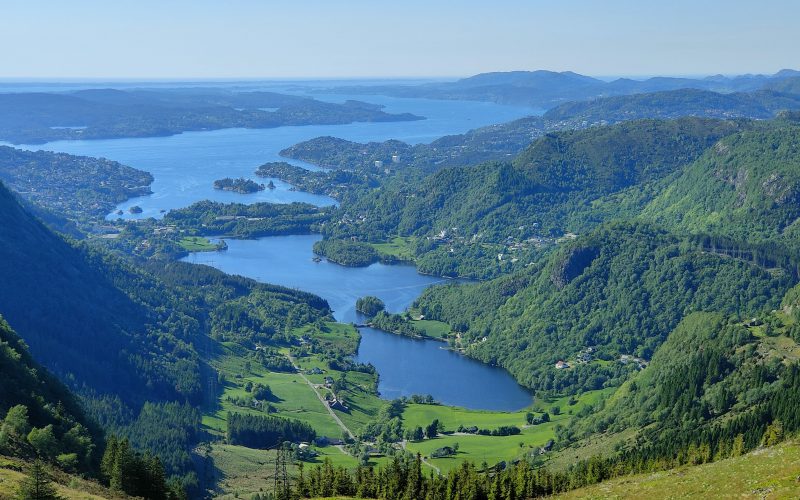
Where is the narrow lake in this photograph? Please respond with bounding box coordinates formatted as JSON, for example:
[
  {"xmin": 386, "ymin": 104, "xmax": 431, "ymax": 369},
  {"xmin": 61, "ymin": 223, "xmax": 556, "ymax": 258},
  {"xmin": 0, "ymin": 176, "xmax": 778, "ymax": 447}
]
[{"xmin": 21, "ymin": 86, "xmax": 536, "ymax": 411}]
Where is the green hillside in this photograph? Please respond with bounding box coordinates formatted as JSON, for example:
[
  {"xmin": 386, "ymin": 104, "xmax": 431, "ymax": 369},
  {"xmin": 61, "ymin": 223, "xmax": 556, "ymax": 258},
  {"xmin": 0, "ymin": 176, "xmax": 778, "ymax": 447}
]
[
  {"xmin": 642, "ymin": 124, "xmax": 800, "ymax": 248},
  {"xmin": 0, "ymin": 179, "xmax": 334, "ymax": 481},
  {"xmin": 417, "ymin": 222, "xmax": 790, "ymax": 393},
  {"xmin": 0, "ymin": 317, "xmax": 102, "ymax": 473},
  {"xmin": 557, "ymin": 440, "xmax": 800, "ymax": 499},
  {"xmin": 318, "ymin": 118, "xmax": 743, "ymax": 278}
]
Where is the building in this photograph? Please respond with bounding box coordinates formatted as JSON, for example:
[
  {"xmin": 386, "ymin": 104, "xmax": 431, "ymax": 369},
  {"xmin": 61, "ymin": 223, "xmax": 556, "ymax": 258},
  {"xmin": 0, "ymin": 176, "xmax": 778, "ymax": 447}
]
[{"xmin": 555, "ymin": 360, "xmax": 569, "ymax": 369}]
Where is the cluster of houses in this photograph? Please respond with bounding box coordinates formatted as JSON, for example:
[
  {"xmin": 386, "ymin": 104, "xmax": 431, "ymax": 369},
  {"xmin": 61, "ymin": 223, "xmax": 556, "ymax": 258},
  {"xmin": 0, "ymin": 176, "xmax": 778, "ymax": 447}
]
[
  {"xmin": 619, "ymin": 354, "xmax": 648, "ymax": 370},
  {"xmin": 555, "ymin": 346, "xmax": 593, "ymax": 369},
  {"xmin": 575, "ymin": 346, "xmax": 595, "ymax": 364},
  {"xmin": 428, "ymin": 225, "xmax": 558, "ymax": 264},
  {"xmin": 556, "ymin": 348, "xmax": 648, "ymax": 370},
  {"xmin": 373, "ymin": 153, "xmax": 402, "ymax": 171}
]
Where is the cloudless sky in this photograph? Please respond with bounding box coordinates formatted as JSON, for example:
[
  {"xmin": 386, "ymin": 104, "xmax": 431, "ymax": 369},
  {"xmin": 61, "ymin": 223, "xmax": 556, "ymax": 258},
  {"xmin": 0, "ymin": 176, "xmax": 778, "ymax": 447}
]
[{"xmin": 1, "ymin": 0, "xmax": 798, "ymax": 79}]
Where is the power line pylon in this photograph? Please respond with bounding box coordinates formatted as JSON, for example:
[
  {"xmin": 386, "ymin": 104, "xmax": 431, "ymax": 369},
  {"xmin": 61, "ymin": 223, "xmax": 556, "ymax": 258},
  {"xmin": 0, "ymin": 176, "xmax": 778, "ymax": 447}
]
[{"xmin": 273, "ymin": 442, "xmax": 291, "ymax": 500}]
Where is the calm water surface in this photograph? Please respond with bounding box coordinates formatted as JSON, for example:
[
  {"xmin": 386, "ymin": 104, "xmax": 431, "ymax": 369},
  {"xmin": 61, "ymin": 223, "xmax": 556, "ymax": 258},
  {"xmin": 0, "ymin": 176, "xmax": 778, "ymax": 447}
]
[
  {"xmin": 15, "ymin": 93, "xmax": 535, "ymax": 220},
  {"xmin": 19, "ymin": 88, "xmax": 536, "ymax": 410},
  {"xmin": 184, "ymin": 236, "xmax": 533, "ymax": 410}
]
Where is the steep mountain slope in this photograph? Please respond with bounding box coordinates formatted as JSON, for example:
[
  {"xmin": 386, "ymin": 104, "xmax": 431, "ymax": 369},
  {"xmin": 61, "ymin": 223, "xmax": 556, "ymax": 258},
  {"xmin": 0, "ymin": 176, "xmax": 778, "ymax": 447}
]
[
  {"xmin": 314, "ymin": 118, "xmax": 746, "ymax": 278},
  {"xmin": 642, "ymin": 123, "xmax": 800, "ymax": 250},
  {"xmin": 0, "ymin": 316, "xmax": 103, "ymax": 471},
  {"xmin": 0, "ymin": 179, "xmax": 332, "ymax": 477},
  {"xmin": 332, "ymin": 118, "xmax": 741, "ymax": 239},
  {"xmin": 417, "ymin": 222, "xmax": 790, "ymax": 393},
  {"xmin": 0, "ymin": 180, "xmax": 188, "ymax": 405}
]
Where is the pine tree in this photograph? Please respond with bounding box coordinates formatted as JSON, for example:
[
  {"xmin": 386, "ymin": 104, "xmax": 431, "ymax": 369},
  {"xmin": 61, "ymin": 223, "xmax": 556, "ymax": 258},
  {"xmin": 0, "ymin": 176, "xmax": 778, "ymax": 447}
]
[{"xmin": 16, "ymin": 460, "xmax": 62, "ymax": 500}]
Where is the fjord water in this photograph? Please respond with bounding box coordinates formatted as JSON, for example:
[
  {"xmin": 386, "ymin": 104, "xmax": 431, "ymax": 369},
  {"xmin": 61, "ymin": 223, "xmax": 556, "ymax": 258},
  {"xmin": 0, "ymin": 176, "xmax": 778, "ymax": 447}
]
[
  {"xmin": 184, "ymin": 236, "xmax": 533, "ymax": 411},
  {"xmin": 27, "ymin": 88, "xmax": 535, "ymax": 410},
  {"xmin": 19, "ymin": 92, "xmax": 535, "ymax": 220}
]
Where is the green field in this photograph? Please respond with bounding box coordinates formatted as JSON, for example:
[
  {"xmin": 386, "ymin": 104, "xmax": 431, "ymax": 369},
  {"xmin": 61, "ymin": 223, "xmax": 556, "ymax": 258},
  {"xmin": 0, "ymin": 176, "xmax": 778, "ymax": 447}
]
[
  {"xmin": 200, "ymin": 316, "xmax": 617, "ymax": 481},
  {"xmin": 202, "ymin": 321, "xmax": 387, "ymax": 445},
  {"xmin": 411, "ymin": 319, "xmax": 451, "ymax": 339},
  {"xmin": 202, "ymin": 340, "xmax": 344, "ymax": 439},
  {"xmin": 178, "ymin": 235, "xmax": 218, "ymax": 251},
  {"xmin": 208, "ymin": 443, "xmax": 388, "ymax": 499},
  {"xmin": 402, "ymin": 388, "xmax": 615, "ymax": 473},
  {"xmin": 371, "ymin": 236, "xmax": 417, "ymax": 261},
  {"xmin": 558, "ymin": 440, "xmax": 800, "ymax": 499}
]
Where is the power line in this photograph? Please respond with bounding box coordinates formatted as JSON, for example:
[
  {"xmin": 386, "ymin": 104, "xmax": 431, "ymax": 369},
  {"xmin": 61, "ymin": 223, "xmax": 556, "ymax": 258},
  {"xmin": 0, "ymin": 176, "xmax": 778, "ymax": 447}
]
[{"xmin": 273, "ymin": 442, "xmax": 291, "ymax": 500}]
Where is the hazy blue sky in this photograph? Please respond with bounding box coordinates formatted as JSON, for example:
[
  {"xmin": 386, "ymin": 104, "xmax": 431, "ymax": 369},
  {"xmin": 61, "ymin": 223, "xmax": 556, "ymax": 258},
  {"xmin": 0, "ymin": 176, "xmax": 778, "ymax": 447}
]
[{"xmin": 2, "ymin": 0, "xmax": 798, "ymax": 79}]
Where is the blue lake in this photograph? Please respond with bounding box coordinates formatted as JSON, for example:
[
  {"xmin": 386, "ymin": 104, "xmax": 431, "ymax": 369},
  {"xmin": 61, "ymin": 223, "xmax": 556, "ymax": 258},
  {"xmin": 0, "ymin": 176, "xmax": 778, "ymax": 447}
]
[
  {"xmin": 183, "ymin": 236, "xmax": 533, "ymax": 411},
  {"xmin": 22, "ymin": 87, "xmax": 535, "ymax": 411}
]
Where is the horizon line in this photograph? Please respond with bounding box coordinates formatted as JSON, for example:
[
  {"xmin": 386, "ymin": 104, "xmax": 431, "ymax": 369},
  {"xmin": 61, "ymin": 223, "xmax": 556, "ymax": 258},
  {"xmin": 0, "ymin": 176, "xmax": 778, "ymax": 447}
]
[{"xmin": 0, "ymin": 68, "xmax": 796, "ymax": 85}]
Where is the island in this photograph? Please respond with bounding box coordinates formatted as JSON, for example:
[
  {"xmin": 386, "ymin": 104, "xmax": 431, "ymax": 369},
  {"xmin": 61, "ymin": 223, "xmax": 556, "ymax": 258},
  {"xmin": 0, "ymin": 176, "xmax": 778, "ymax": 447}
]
[
  {"xmin": 355, "ymin": 296, "xmax": 385, "ymax": 316},
  {"xmin": 213, "ymin": 177, "xmax": 265, "ymax": 194}
]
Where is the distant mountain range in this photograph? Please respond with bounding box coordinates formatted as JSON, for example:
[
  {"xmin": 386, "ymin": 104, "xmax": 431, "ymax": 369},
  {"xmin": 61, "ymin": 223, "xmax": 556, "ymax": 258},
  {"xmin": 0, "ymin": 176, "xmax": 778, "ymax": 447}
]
[{"xmin": 323, "ymin": 69, "xmax": 800, "ymax": 108}]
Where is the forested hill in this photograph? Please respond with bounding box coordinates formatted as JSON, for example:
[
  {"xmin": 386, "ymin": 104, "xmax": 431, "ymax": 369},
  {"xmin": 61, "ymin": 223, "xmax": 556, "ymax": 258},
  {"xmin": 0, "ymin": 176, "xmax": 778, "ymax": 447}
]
[
  {"xmin": 641, "ymin": 123, "xmax": 800, "ymax": 250},
  {"xmin": 330, "ymin": 118, "xmax": 741, "ymax": 238},
  {"xmin": 313, "ymin": 118, "xmax": 746, "ymax": 278},
  {"xmin": 0, "ymin": 316, "xmax": 103, "ymax": 473},
  {"xmin": 0, "ymin": 180, "xmax": 173, "ymax": 405},
  {"xmin": 543, "ymin": 88, "xmax": 800, "ymax": 125},
  {"xmin": 0, "ymin": 179, "xmax": 333, "ymax": 478},
  {"xmin": 416, "ymin": 222, "xmax": 791, "ymax": 393},
  {"xmin": 552, "ymin": 300, "xmax": 800, "ymax": 479},
  {"xmin": 409, "ymin": 119, "xmax": 800, "ymax": 392}
]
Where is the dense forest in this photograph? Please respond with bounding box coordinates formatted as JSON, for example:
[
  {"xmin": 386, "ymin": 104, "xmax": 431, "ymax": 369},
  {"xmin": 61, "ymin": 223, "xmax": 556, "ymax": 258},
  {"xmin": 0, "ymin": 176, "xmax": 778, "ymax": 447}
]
[
  {"xmin": 0, "ymin": 317, "xmax": 102, "ymax": 474},
  {"xmin": 0, "ymin": 179, "xmax": 333, "ymax": 490},
  {"xmin": 313, "ymin": 117, "xmax": 750, "ymax": 278}
]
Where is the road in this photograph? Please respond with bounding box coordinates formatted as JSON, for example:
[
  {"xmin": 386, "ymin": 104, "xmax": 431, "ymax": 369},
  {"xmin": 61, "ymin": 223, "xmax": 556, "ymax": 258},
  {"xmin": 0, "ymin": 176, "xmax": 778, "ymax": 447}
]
[
  {"xmin": 287, "ymin": 353, "xmax": 355, "ymax": 441},
  {"xmin": 401, "ymin": 440, "xmax": 441, "ymax": 474}
]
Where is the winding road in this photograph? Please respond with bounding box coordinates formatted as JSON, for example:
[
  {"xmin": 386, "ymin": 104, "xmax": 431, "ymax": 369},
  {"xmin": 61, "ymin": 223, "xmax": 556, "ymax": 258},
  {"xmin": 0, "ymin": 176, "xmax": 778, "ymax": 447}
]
[{"xmin": 287, "ymin": 353, "xmax": 355, "ymax": 440}]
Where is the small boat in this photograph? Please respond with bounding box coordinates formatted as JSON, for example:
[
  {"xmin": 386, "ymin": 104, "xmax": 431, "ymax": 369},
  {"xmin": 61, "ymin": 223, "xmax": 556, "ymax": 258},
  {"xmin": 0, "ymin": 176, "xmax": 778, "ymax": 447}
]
[{"xmin": 312, "ymin": 256, "xmax": 322, "ymax": 263}]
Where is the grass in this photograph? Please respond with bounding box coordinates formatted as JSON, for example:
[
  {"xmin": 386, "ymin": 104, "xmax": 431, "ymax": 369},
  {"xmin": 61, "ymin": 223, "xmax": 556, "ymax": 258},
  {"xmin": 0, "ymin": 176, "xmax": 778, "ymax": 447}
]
[
  {"xmin": 405, "ymin": 424, "xmax": 558, "ymax": 473},
  {"xmin": 411, "ymin": 319, "xmax": 451, "ymax": 339},
  {"xmin": 402, "ymin": 388, "xmax": 616, "ymax": 473},
  {"xmin": 0, "ymin": 457, "xmax": 119, "ymax": 499},
  {"xmin": 202, "ymin": 321, "xmax": 386, "ymax": 444},
  {"xmin": 202, "ymin": 340, "xmax": 344, "ymax": 439},
  {"xmin": 209, "ymin": 443, "xmax": 388, "ymax": 499},
  {"xmin": 371, "ymin": 236, "xmax": 417, "ymax": 261},
  {"xmin": 208, "ymin": 444, "xmax": 281, "ymax": 500},
  {"xmin": 178, "ymin": 235, "xmax": 218, "ymax": 251},
  {"xmin": 403, "ymin": 405, "xmax": 529, "ymax": 430},
  {"xmin": 558, "ymin": 440, "xmax": 800, "ymax": 499}
]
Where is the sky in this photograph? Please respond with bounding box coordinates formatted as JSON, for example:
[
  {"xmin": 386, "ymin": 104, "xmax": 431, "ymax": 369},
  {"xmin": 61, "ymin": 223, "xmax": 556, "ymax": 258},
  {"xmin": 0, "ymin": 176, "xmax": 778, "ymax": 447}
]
[{"xmin": 1, "ymin": 0, "xmax": 798, "ymax": 80}]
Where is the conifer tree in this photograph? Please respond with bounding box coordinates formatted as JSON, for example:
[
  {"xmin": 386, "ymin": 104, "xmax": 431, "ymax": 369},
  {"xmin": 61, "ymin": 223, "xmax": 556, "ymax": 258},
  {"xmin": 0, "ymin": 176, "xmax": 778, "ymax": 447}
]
[{"xmin": 16, "ymin": 460, "xmax": 62, "ymax": 500}]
